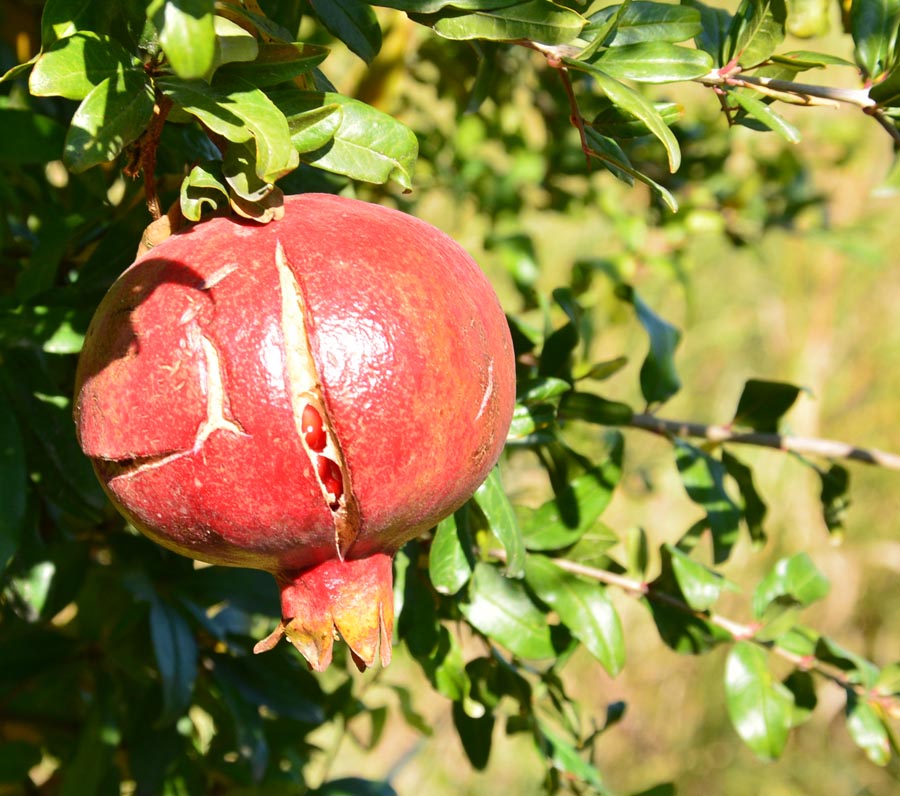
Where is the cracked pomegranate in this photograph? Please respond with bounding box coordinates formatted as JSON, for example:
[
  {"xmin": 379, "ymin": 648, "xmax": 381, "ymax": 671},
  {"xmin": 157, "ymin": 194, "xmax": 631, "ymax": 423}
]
[{"xmin": 73, "ymin": 194, "xmax": 516, "ymax": 671}]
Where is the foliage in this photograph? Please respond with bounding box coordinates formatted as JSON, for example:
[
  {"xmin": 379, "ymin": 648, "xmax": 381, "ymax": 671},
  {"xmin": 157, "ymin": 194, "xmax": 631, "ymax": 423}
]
[{"xmin": 1, "ymin": 0, "xmax": 900, "ymax": 794}]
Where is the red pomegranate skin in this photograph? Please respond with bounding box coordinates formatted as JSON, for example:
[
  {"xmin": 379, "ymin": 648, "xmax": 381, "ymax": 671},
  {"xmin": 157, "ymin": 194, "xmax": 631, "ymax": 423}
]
[{"xmin": 74, "ymin": 193, "xmax": 515, "ymax": 670}]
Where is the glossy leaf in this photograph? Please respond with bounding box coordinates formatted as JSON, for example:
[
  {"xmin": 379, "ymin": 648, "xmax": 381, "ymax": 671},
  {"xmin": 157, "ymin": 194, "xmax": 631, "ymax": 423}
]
[
  {"xmin": 150, "ymin": 0, "xmax": 216, "ymax": 80},
  {"xmin": 586, "ymin": 2, "xmax": 702, "ymax": 46},
  {"xmin": 647, "ymin": 593, "xmax": 729, "ymax": 654},
  {"xmin": 207, "ymin": 15, "xmax": 259, "ymax": 78},
  {"xmin": 525, "ymin": 555, "xmax": 624, "ymax": 675},
  {"xmin": 40, "ymin": 0, "xmax": 99, "ymax": 45},
  {"xmin": 0, "ymin": 392, "xmax": 26, "ymax": 574},
  {"xmin": 570, "ymin": 60, "xmax": 681, "ymax": 172},
  {"xmin": 377, "ymin": 0, "xmax": 514, "ymax": 9},
  {"xmin": 538, "ymin": 720, "xmax": 609, "ymax": 792},
  {"xmin": 674, "ymin": 441, "xmax": 741, "ymax": 564},
  {"xmin": 846, "ymin": 693, "xmax": 891, "ymax": 765},
  {"xmin": 149, "ymin": 596, "xmax": 198, "ymax": 724},
  {"xmin": 517, "ymin": 376, "xmax": 571, "ymax": 403},
  {"xmin": 474, "ymin": 467, "xmax": 525, "ymax": 578},
  {"xmin": 430, "ymin": 1, "xmax": 585, "ymax": 44},
  {"xmin": 724, "ymin": 0, "xmax": 788, "ymax": 68},
  {"xmin": 724, "ymin": 641, "xmax": 793, "ymax": 759},
  {"xmin": 461, "ymin": 563, "xmax": 560, "ymax": 660},
  {"xmin": 559, "ymin": 391, "xmax": 634, "ymax": 426},
  {"xmin": 159, "ymin": 77, "xmax": 298, "ymax": 182},
  {"xmin": 284, "ymin": 102, "xmax": 343, "ymax": 153},
  {"xmin": 507, "ymin": 402, "xmax": 557, "ymax": 441},
  {"xmin": 429, "ymin": 507, "xmax": 475, "ymax": 595},
  {"xmin": 269, "ymin": 89, "xmax": 418, "ymax": 188},
  {"xmin": 615, "ymin": 284, "xmax": 682, "ymax": 405},
  {"xmin": 180, "ymin": 161, "xmax": 229, "ymax": 221},
  {"xmin": 663, "ymin": 544, "xmax": 727, "ymax": 612},
  {"xmin": 814, "ymin": 636, "xmax": 879, "ymax": 688},
  {"xmin": 594, "ymin": 42, "xmax": 713, "ymax": 83},
  {"xmin": 311, "ymin": 0, "xmax": 382, "ymax": 63},
  {"xmin": 29, "ymin": 31, "xmax": 141, "ymax": 100},
  {"xmin": 752, "ymin": 553, "xmax": 829, "ymax": 619},
  {"xmin": 591, "ymin": 99, "xmax": 682, "ymax": 138},
  {"xmin": 216, "ymin": 42, "xmax": 330, "ymax": 87},
  {"xmin": 851, "ymin": 0, "xmax": 900, "ymax": 80},
  {"xmin": 729, "ymin": 89, "xmax": 801, "ymax": 142},
  {"xmin": 64, "ymin": 71, "xmax": 154, "ymax": 172}
]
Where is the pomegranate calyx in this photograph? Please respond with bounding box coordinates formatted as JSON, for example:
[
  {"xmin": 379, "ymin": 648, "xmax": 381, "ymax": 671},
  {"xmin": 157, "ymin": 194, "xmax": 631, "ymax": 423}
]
[{"xmin": 264, "ymin": 552, "xmax": 394, "ymax": 672}]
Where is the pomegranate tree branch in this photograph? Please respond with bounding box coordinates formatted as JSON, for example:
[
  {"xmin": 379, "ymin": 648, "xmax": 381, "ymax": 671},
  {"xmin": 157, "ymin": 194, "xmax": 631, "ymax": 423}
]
[
  {"xmin": 626, "ymin": 413, "xmax": 900, "ymax": 471},
  {"xmin": 488, "ymin": 549, "xmax": 900, "ymax": 717},
  {"xmin": 141, "ymin": 93, "xmax": 174, "ymax": 220}
]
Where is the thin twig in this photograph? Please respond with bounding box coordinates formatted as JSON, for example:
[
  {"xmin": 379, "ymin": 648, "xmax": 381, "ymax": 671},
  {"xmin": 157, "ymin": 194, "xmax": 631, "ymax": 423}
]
[
  {"xmin": 696, "ymin": 70, "xmax": 875, "ymax": 109},
  {"xmin": 141, "ymin": 93, "xmax": 174, "ymax": 220},
  {"xmin": 625, "ymin": 413, "xmax": 900, "ymax": 471},
  {"xmin": 489, "ymin": 549, "xmax": 900, "ymax": 716}
]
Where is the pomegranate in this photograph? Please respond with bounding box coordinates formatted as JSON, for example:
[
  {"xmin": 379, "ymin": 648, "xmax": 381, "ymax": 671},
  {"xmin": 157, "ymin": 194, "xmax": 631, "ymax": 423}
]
[{"xmin": 74, "ymin": 194, "xmax": 515, "ymax": 671}]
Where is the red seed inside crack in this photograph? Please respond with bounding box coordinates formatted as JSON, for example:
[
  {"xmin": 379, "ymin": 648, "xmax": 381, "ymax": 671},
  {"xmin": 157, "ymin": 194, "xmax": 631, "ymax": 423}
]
[
  {"xmin": 317, "ymin": 455, "xmax": 343, "ymax": 509},
  {"xmin": 301, "ymin": 403, "xmax": 327, "ymax": 452}
]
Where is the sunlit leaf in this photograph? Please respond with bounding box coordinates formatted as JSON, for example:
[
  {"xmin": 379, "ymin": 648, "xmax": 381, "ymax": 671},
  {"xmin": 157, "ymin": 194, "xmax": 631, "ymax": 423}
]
[
  {"xmin": 850, "ymin": 0, "xmax": 900, "ymax": 80},
  {"xmin": 461, "ymin": 563, "xmax": 560, "ymax": 660},
  {"xmin": 149, "ymin": 0, "xmax": 216, "ymax": 80},
  {"xmin": 474, "ymin": 467, "xmax": 525, "ymax": 578},
  {"xmin": 594, "ymin": 42, "xmax": 713, "ymax": 83},
  {"xmin": 429, "ymin": 1, "xmax": 585, "ymax": 44},
  {"xmin": 525, "ymin": 555, "xmax": 625, "ymax": 675},
  {"xmin": 729, "ymin": 89, "xmax": 801, "ymax": 142},
  {"xmin": 429, "ymin": 507, "xmax": 475, "ymax": 595},
  {"xmin": 752, "ymin": 553, "xmax": 829, "ymax": 619},
  {"xmin": 724, "ymin": 641, "xmax": 793, "ymax": 760},
  {"xmin": 724, "ymin": 0, "xmax": 788, "ymax": 68},
  {"xmin": 846, "ymin": 693, "xmax": 891, "ymax": 765},
  {"xmin": 664, "ymin": 544, "xmax": 728, "ymax": 612},
  {"xmin": 216, "ymin": 42, "xmax": 330, "ymax": 87}
]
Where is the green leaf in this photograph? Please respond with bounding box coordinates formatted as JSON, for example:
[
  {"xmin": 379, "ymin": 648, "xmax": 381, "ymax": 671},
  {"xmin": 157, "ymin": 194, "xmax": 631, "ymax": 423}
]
[
  {"xmin": 285, "ymin": 103, "xmax": 343, "ymax": 153},
  {"xmin": 586, "ymin": 2, "xmax": 703, "ymax": 46},
  {"xmin": 207, "ymin": 14, "xmax": 259, "ymax": 78},
  {"xmin": 525, "ymin": 555, "xmax": 624, "ymax": 675},
  {"xmin": 752, "ymin": 553, "xmax": 830, "ymax": 619},
  {"xmin": 851, "ymin": 0, "xmax": 900, "ymax": 80},
  {"xmin": 429, "ymin": 1, "xmax": 585, "ymax": 45},
  {"xmin": 375, "ymin": 0, "xmax": 517, "ymax": 10},
  {"xmin": 846, "ymin": 693, "xmax": 892, "ymax": 765},
  {"xmin": 40, "ymin": 0, "xmax": 101, "ymax": 45},
  {"xmin": 0, "ymin": 391, "xmax": 26, "ymax": 575},
  {"xmin": 216, "ymin": 42, "xmax": 330, "ymax": 87},
  {"xmin": 558, "ymin": 391, "xmax": 634, "ymax": 426},
  {"xmin": 59, "ymin": 684, "xmax": 121, "ymax": 796},
  {"xmin": 520, "ymin": 434, "xmax": 623, "ymax": 551},
  {"xmin": 724, "ymin": 0, "xmax": 788, "ymax": 68},
  {"xmin": 591, "ymin": 98, "xmax": 683, "ymax": 138},
  {"xmin": 310, "ymin": 0, "xmax": 382, "ymax": 63},
  {"xmin": 615, "ymin": 284, "xmax": 681, "ymax": 405},
  {"xmin": 452, "ymin": 700, "xmax": 494, "ymax": 770},
  {"xmin": 663, "ymin": 544, "xmax": 727, "ymax": 612},
  {"xmin": 724, "ymin": 641, "xmax": 793, "ymax": 760},
  {"xmin": 429, "ymin": 507, "xmax": 475, "ymax": 595},
  {"xmin": 646, "ymin": 594, "xmax": 729, "ymax": 654},
  {"xmin": 313, "ymin": 778, "xmax": 398, "ymax": 796},
  {"xmin": 684, "ymin": 0, "xmax": 732, "ymax": 63},
  {"xmin": 783, "ymin": 669, "xmax": 817, "ymax": 727},
  {"xmin": 583, "ymin": 128, "xmax": 679, "ymax": 211},
  {"xmin": 149, "ymin": 596, "xmax": 198, "ymax": 724},
  {"xmin": 721, "ymin": 450, "xmax": 768, "ymax": 547},
  {"xmin": 507, "ymin": 402, "xmax": 557, "ymax": 441},
  {"xmin": 29, "ymin": 31, "xmax": 143, "ymax": 100},
  {"xmin": 64, "ymin": 71, "xmax": 155, "ymax": 172},
  {"xmin": 569, "ymin": 60, "xmax": 681, "ymax": 172},
  {"xmin": 461, "ymin": 563, "xmax": 560, "ymax": 660},
  {"xmin": 150, "ymin": 0, "xmax": 216, "ymax": 80},
  {"xmin": 180, "ymin": 160, "xmax": 230, "ymax": 221},
  {"xmin": 517, "ymin": 377, "xmax": 571, "ymax": 403},
  {"xmin": 159, "ymin": 76, "xmax": 298, "ymax": 182},
  {"xmin": 269, "ymin": 89, "xmax": 418, "ymax": 188},
  {"xmin": 728, "ymin": 89, "xmax": 801, "ymax": 142},
  {"xmin": 0, "ymin": 741, "xmax": 42, "ymax": 783},
  {"xmin": 732, "ymin": 378, "xmax": 803, "ymax": 432},
  {"xmin": 538, "ymin": 720, "xmax": 609, "ymax": 792},
  {"xmin": 474, "ymin": 467, "xmax": 525, "ymax": 578},
  {"xmin": 674, "ymin": 441, "xmax": 741, "ymax": 564},
  {"xmin": 594, "ymin": 42, "xmax": 713, "ymax": 83},
  {"xmin": 818, "ymin": 462, "xmax": 850, "ymax": 537},
  {"xmin": 814, "ymin": 636, "xmax": 879, "ymax": 687},
  {"xmin": 7, "ymin": 562, "xmax": 55, "ymax": 619}
]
